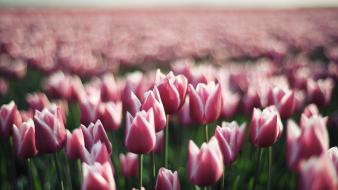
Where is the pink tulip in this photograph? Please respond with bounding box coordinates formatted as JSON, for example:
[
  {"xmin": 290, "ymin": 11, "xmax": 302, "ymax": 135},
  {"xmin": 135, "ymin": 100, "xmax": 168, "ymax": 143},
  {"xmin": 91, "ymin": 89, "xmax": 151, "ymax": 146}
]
[
  {"xmin": 122, "ymin": 71, "xmax": 148, "ymax": 111},
  {"xmin": 125, "ymin": 109, "xmax": 156, "ymax": 154},
  {"xmin": 243, "ymin": 87, "xmax": 261, "ymax": 116},
  {"xmin": 154, "ymin": 131, "xmax": 164, "ymax": 153},
  {"xmin": 79, "ymin": 92, "xmax": 101, "ymax": 125},
  {"xmin": 141, "ymin": 88, "xmax": 166, "ymax": 132},
  {"xmin": 0, "ymin": 78, "xmax": 8, "ymax": 96},
  {"xmin": 26, "ymin": 92, "xmax": 50, "ymax": 112},
  {"xmin": 178, "ymin": 96, "xmax": 193, "ymax": 126},
  {"xmin": 298, "ymin": 155, "xmax": 338, "ymax": 190},
  {"xmin": 267, "ymin": 87, "xmax": 296, "ymax": 119},
  {"xmin": 33, "ymin": 105, "xmax": 66, "ymax": 153},
  {"xmin": 188, "ymin": 137, "xmax": 223, "ymax": 187},
  {"xmin": 100, "ymin": 73, "xmax": 120, "ymax": 102},
  {"xmin": 12, "ymin": 119, "xmax": 38, "ymax": 158},
  {"xmin": 155, "ymin": 70, "xmax": 188, "ymax": 114},
  {"xmin": 0, "ymin": 101, "xmax": 22, "ymax": 138},
  {"xmin": 287, "ymin": 116, "xmax": 329, "ymax": 171},
  {"xmin": 188, "ymin": 82, "xmax": 222, "ymax": 124},
  {"xmin": 119, "ymin": 152, "xmax": 139, "ymax": 178},
  {"xmin": 99, "ymin": 101, "xmax": 122, "ymax": 131},
  {"xmin": 81, "ymin": 141, "xmax": 111, "ymax": 165},
  {"xmin": 221, "ymin": 89, "xmax": 240, "ymax": 119},
  {"xmin": 155, "ymin": 167, "xmax": 180, "ymax": 190},
  {"xmin": 307, "ymin": 78, "xmax": 334, "ymax": 107},
  {"xmin": 43, "ymin": 71, "xmax": 73, "ymax": 100},
  {"xmin": 82, "ymin": 162, "xmax": 116, "ymax": 190},
  {"xmin": 127, "ymin": 92, "xmax": 142, "ymax": 116},
  {"xmin": 66, "ymin": 128, "xmax": 85, "ymax": 160},
  {"xmin": 250, "ymin": 106, "xmax": 283, "ymax": 147},
  {"xmin": 215, "ymin": 121, "xmax": 246, "ymax": 165},
  {"xmin": 80, "ymin": 120, "xmax": 112, "ymax": 154},
  {"xmin": 302, "ymin": 104, "xmax": 319, "ymax": 118},
  {"xmin": 328, "ymin": 147, "xmax": 338, "ymax": 174}
]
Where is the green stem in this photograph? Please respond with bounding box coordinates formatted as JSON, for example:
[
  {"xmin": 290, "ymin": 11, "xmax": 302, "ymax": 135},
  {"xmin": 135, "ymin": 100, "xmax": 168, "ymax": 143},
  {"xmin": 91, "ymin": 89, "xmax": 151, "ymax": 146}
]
[
  {"xmin": 232, "ymin": 175, "xmax": 240, "ymax": 190},
  {"xmin": 204, "ymin": 124, "xmax": 209, "ymax": 142},
  {"xmin": 267, "ymin": 147, "xmax": 272, "ymax": 190},
  {"xmin": 27, "ymin": 159, "xmax": 34, "ymax": 190},
  {"xmin": 151, "ymin": 151, "xmax": 156, "ymax": 179},
  {"xmin": 53, "ymin": 154, "xmax": 64, "ymax": 190},
  {"xmin": 139, "ymin": 154, "xmax": 143, "ymax": 190},
  {"xmin": 77, "ymin": 159, "xmax": 82, "ymax": 186},
  {"xmin": 164, "ymin": 115, "xmax": 169, "ymax": 168},
  {"xmin": 252, "ymin": 148, "xmax": 263, "ymax": 190}
]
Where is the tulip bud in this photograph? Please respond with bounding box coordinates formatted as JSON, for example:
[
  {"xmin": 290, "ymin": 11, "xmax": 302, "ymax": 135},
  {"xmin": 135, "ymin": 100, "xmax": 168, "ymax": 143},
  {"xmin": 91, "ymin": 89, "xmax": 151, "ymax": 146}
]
[
  {"xmin": 100, "ymin": 73, "xmax": 120, "ymax": 102},
  {"xmin": 99, "ymin": 101, "xmax": 122, "ymax": 131},
  {"xmin": 26, "ymin": 92, "xmax": 50, "ymax": 112},
  {"xmin": 155, "ymin": 167, "xmax": 180, "ymax": 190},
  {"xmin": 66, "ymin": 128, "xmax": 85, "ymax": 160},
  {"xmin": 82, "ymin": 162, "xmax": 116, "ymax": 190},
  {"xmin": 249, "ymin": 106, "xmax": 283, "ymax": 148},
  {"xmin": 12, "ymin": 119, "xmax": 38, "ymax": 158},
  {"xmin": 81, "ymin": 120, "xmax": 112, "ymax": 154},
  {"xmin": 43, "ymin": 71, "xmax": 73, "ymax": 100},
  {"xmin": 221, "ymin": 89, "xmax": 240, "ymax": 119},
  {"xmin": 154, "ymin": 131, "xmax": 164, "ymax": 153},
  {"xmin": 188, "ymin": 82, "xmax": 222, "ymax": 124},
  {"xmin": 0, "ymin": 78, "xmax": 8, "ymax": 96},
  {"xmin": 79, "ymin": 93, "xmax": 101, "ymax": 125},
  {"xmin": 287, "ymin": 116, "xmax": 329, "ymax": 171},
  {"xmin": 298, "ymin": 155, "xmax": 338, "ymax": 190},
  {"xmin": 155, "ymin": 70, "xmax": 188, "ymax": 114},
  {"xmin": 188, "ymin": 137, "xmax": 223, "ymax": 187},
  {"xmin": 215, "ymin": 121, "xmax": 246, "ymax": 165},
  {"xmin": 267, "ymin": 87, "xmax": 296, "ymax": 119},
  {"xmin": 81, "ymin": 141, "xmax": 111, "ymax": 165},
  {"xmin": 178, "ymin": 96, "xmax": 193, "ymax": 126},
  {"xmin": 0, "ymin": 101, "xmax": 22, "ymax": 138},
  {"xmin": 33, "ymin": 105, "xmax": 66, "ymax": 153},
  {"xmin": 122, "ymin": 71, "xmax": 148, "ymax": 111},
  {"xmin": 300, "ymin": 104, "xmax": 319, "ymax": 126},
  {"xmin": 125, "ymin": 109, "xmax": 156, "ymax": 154},
  {"xmin": 328, "ymin": 147, "xmax": 338, "ymax": 174},
  {"xmin": 243, "ymin": 87, "xmax": 261, "ymax": 116},
  {"xmin": 141, "ymin": 88, "xmax": 166, "ymax": 132},
  {"xmin": 119, "ymin": 152, "xmax": 138, "ymax": 178},
  {"xmin": 307, "ymin": 78, "xmax": 334, "ymax": 107}
]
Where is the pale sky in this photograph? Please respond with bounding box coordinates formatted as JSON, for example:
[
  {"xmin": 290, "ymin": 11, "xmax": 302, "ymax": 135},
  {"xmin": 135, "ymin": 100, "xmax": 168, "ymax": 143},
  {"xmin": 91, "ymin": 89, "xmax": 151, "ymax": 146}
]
[{"xmin": 0, "ymin": 0, "xmax": 338, "ymax": 8}]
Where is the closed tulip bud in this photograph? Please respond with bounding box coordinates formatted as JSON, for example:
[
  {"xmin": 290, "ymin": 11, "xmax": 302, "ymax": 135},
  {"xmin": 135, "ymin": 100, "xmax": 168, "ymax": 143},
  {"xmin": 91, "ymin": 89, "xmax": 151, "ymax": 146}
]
[
  {"xmin": 43, "ymin": 71, "xmax": 73, "ymax": 100},
  {"xmin": 100, "ymin": 73, "xmax": 120, "ymax": 102},
  {"xmin": 141, "ymin": 88, "xmax": 166, "ymax": 132},
  {"xmin": 155, "ymin": 167, "xmax": 180, "ymax": 190},
  {"xmin": 0, "ymin": 101, "xmax": 22, "ymax": 138},
  {"xmin": 178, "ymin": 96, "xmax": 193, "ymax": 126},
  {"xmin": 12, "ymin": 119, "xmax": 38, "ymax": 158},
  {"xmin": 79, "ymin": 93, "xmax": 101, "ymax": 125},
  {"xmin": 122, "ymin": 72, "xmax": 148, "ymax": 111},
  {"xmin": 243, "ymin": 87, "xmax": 261, "ymax": 116},
  {"xmin": 34, "ymin": 105, "xmax": 66, "ymax": 153},
  {"xmin": 328, "ymin": 147, "xmax": 338, "ymax": 174},
  {"xmin": 267, "ymin": 87, "xmax": 296, "ymax": 119},
  {"xmin": 287, "ymin": 116, "xmax": 329, "ymax": 171},
  {"xmin": 81, "ymin": 120, "xmax": 112, "ymax": 154},
  {"xmin": 298, "ymin": 155, "xmax": 338, "ymax": 190},
  {"xmin": 99, "ymin": 101, "xmax": 122, "ymax": 131},
  {"xmin": 125, "ymin": 109, "xmax": 156, "ymax": 154},
  {"xmin": 188, "ymin": 137, "xmax": 223, "ymax": 187},
  {"xmin": 215, "ymin": 121, "xmax": 246, "ymax": 165},
  {"xmin": 300, "ymin": 104, "xmax": 319, "ymax": 126},
  {"xmin": 221, "ymin": 90, "xmax": 240, "ymax": 119},
  {"xmin": 154, "ymin": 131, "xmax": 164, "ymax": 153},
  {"xmin": 26, "ymin": 92, "xmax": 50, "ymax": 112},
  {"xmin": 66, "ymin": 128, "xmax": 85, "ymax": 160},
  {"xmin": 188, "ymin": 82, "xmax": 222, "ymax": 124},
  {"xmin": 82, "ymin": 141, "xmax": 111, "ymax": 165},
  {"xmin": 250, "ymin": 106, "xmax": 283, "ymax": 148},
  {"xmin": 307, "ymin": 78, "xmax": 334, "ymax": 107},
  {"xmin": 119, "ymin": 152, "xmax": 138, "ymax": 178},
  {"xmin": 82, "ymin": 162, "xmax": 116, "ymax": 190},
  {"xmin": 155, "ymin": 69, "xmax": 188, "ymax": 114}
]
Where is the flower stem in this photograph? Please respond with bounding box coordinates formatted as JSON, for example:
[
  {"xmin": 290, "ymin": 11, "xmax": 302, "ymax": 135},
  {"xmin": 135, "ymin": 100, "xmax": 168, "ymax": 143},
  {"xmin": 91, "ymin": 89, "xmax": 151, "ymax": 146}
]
[
  {"xmin": 204, "ymin": 124, "xmax": 209, "ymax": 142},
  {"xmin": 53, "ymin": 153, "xmax": 64, "ymax": 190},
  {"xmin": 27, "ymin": 159, "xmax": 34, "ymax": 190},
  {"xmin": 267, "ymin": 147, "xmax": 272, "ymax": 190},
  {"xmin": 253, "ymin": 148, "xmax": 263, "ymax": 190},
  {"xmin": 151, "ymin": 151, "xmax": 156, "ymax": 179},
  {"xmin": 139, "ymin": 154, "xmax": 143, "ymax": 190},
  {"xmin": 164, "ymin": 115, "xmax": 169, "ymax": 167}
]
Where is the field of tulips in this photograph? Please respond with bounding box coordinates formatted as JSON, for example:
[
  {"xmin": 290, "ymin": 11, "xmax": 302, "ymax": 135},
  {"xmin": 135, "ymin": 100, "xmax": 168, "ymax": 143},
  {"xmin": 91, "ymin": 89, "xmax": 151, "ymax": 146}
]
[{"xmin": 1, "ymin": 8, "xmax": 338, "ymax": 190}]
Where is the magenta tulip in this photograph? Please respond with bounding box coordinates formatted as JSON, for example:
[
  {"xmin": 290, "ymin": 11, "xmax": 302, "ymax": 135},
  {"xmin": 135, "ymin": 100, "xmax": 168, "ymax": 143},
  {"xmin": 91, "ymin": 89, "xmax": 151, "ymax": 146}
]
[
  {"xmin": 0, "ymin": 101, "xmax": 22, "ymax": 138},
  {"xmin": 154, "ymin": 131, "xmax": 164, "ymax": 153},
  {"xmin": 66, "ymin": 128, "xmax": 85, "ymax": 160},
  {"xmin": 125, "ymin": 109, "xmax": 156, "ymax": 154},
  {"xmin": 100, "ymin": 73, "xmax": 120, "ymax": 102},
  {"xmin": 122, "ymin": 71, "xmax": 148, "ymax": 111},
  {"xmin": 12, "ymin": 119, "xmax": 38, "ymax": 158},
  {"xmin": 267, "ymin": 87, "xmax": 296, "ymax": 119},
  {"xmin": 328, "ymin": 147, "xmax": 338, "ymax": 174},
  {"xmin": 250, "ymin": 106, "xmax": 283, "ymax": 148},
  {"xmin": 215, "ymin": 121, "xmax": 246, "ymax": 165},
  {"xmin": 33, "ymin": 105, "xmax": 66, "ymax": 153},
  {"xmin": 26, "ymin": 92, "xmax": 50, "ymax": 112},
  {"xmin": 81, "ymin": 141, "xmax": 111, "ymax": 165},
  {"xmin": 43, "ymin": 71, "xmax": 73, "ymax": 100},
  {"xmin": 307, "ymin": 78, "xmax": 334, "ymax": 107},
  {"xmin": 178, "ymin": 96, "xmax": 193, "ymax": 126},
  {"xmin": 243, "ymin": 87, "xmax": 261, "ymax": 116},
  {"xmin": 221, "ymin": 89, "xmax": 240, "ymax": 119},
  {"xmin": 155, "ymin": 69, "xmax": 188, "ymax": 114},
  {"xmin": 188, "ymin": 81, "xmax": 222, "ymax": 124},
  {"xmin": 119, "ymin": 152, "xmax": 139, "ymax": 178},
  {"xmin": 82, "ymin": 162, "xmax": 116, "ymax": 190},
  {"xmin": 188, "ymin": 137, "xmax": 223, "ymax": 187},
  {"xmin": 79, "ymin": 94, "xmax": 101, "ymax": 125},
  {"xmin": 155, "ymin": 167, "xmax": 180, "ymax": 190},
  {"xmin": 99, "ymin": 101, "xmax": 122, "ymax": 131}
]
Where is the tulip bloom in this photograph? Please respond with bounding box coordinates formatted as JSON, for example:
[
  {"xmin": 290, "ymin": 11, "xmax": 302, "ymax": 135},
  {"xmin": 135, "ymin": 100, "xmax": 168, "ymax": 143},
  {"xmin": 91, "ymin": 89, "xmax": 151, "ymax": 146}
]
[
  {"xmin": 250, "ymin": 106, "xmax": 283, "ymax": 148},
  {"xmin": 43, "ymin": 71, "xmax": 73, "ymax": 100},
  {"xmin": 125, "ymin": 109, "xmax": 156, "ymax": 154},
  {"xmin": 155, "ymin": 70, "xmax": 188, "ymax": 114},
  {"xmin": 188, "ymin": 137, "xmax": 223, "ymax": 187},
  {"xmin": 99, "ymin": 101, "xmax": 123, "ymax": 131},
  {"xmin": 12, "ymin": 119, "xmax": 38, "ymax": 158},
  {"xmin": 188, "ymin": 81, "xmax": 222, "ymax": 124},
  {"xmin": 154, "ymin": 131, "xmax": 164, "ymax": 153},
  {"xmin": 33, "ymin": 105, "xmax": 66, "ymax": 153},
  {"xmin": 100, "ymin": 73, "xmax": 120, "ymax": 102},
  {"xmin": 66, "ymin": 128, "xmax": 85, "ymax": 160},
  {"xmin": 221, "ymin": 89, "xmax": 240, "ymax": 119},
  {"xmin": 267, "ymin": 87, "xmax": 296, "ymax": 119},
  {"xmin": 328, "ymin": 147, "xmax": 338, "ymax": 174},
  {"xmin": 155, "ymin": 167, "xmax": 180, "ymax": 190},
  {"xmin": 81, "ymin": 141, "xmax": 111, "ymax": 165},
  {"xmin": 287, "ymin": 116, "xmax": 329, "ymax": 171},
  {"xmin": 298, "ymin": 155, "xmax": 338, "ymax": 190},
  {"xmin": 307, "ymin": 78, "xmax": 334, "ymax": 107},
  {"xmin": 215, "ymin": 121, "xmax": 246, "ymax": 165},
  {"xmin": 0, "ymin": 101, "xmax": 22, "ymax": 138},
  {"xmin": 141, "ymin": 88, "xmax": 166, "ymax": 132},
  {"xmin": 243, "ymin": 87, "xmax": 261, "ymax": 116},
  {"xmin": 178, "ymin": 96, "xmax": 193, "ymax": 126},
  {"xmin": 81, "ymin": 120, "xmax": 112, "ymax": 154},
  {"xmin": 122, "ymin": 71, "xmax": 148, "ymax": 111},
  {"xmin": 26, "ymin": 92, "xmax": 50, "ymax": 112},
  {"xmin": 79, "ymin": 93, "xmax": 101, "ymax": 125},
  {"xmin": 82, "ymin": 162, "xmax": 116, "ymax": 190},
  {"xmin": 119, "ymin": 152, "xmax": 139, "ymax": 178}
]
